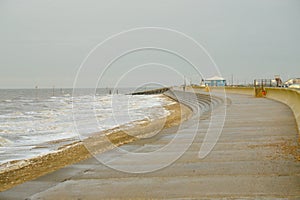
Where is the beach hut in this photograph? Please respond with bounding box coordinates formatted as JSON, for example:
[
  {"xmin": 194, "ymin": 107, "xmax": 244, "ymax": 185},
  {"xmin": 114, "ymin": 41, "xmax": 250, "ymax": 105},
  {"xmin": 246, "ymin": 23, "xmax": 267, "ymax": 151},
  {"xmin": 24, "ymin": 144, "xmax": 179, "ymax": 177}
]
[{"xmin": 204, "ymin": 76, "xmax": 226, "ymax": 86}]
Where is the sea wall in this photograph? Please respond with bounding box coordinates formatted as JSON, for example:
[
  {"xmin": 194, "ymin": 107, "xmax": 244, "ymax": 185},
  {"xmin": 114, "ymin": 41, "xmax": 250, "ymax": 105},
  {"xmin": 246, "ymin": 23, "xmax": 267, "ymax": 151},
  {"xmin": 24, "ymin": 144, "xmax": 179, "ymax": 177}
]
[
  {"xmin": 193, "ymin": 86, "xmax": 300, "ymax": 135},
  {"xmin": 265, "ymin": 88, "xmax": 300, "ymax": 134},
  {"xmin": 224, "ymin": 87, "xmax": 254, "ymax": 96},
  {"xmin": 192, "ymin": 86, "xmax": 254, "ymax": 96}
]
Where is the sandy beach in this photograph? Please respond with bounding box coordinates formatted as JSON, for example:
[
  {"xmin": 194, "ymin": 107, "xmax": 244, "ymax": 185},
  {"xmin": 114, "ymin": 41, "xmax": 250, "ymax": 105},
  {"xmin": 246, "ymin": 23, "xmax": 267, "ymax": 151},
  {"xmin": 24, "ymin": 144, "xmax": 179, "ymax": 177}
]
[{"xmin": 0, "ymin": 95, "xmax": 192, "ymax": 192}]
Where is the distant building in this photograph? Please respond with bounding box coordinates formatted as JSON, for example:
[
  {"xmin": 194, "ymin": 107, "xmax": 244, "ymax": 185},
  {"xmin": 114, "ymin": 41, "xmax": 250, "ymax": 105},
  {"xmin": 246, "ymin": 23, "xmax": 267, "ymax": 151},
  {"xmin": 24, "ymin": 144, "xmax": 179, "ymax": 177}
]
[
  {"xmin": 284, "ymin": 78, "xmax": 300, "ymax": 87},
  {"xmin": 204, "ymin": 76, "xmax": 226, "ymax": 86}
]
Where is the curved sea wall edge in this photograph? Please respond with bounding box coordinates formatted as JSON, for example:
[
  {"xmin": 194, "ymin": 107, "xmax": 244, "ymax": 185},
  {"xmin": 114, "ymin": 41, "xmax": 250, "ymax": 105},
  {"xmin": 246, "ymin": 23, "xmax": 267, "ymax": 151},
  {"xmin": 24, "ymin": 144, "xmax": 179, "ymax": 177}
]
[
  {"xmin": 264, "ymin": 88, "xmax": 300, "ymax": 135},
  {"xmin": 194, "ymin": 86, "xmax": 300, "ymax": 135}
]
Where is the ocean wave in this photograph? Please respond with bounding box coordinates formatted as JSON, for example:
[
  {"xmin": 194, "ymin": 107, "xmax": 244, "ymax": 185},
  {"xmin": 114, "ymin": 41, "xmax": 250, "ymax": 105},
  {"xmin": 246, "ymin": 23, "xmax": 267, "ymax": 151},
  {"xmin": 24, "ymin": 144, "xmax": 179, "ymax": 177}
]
[
  {"xmin": 0, "ymin": 136, "xmax": 12, "ymax": 146},
  {"xmin": 0, "ymin": 93, "xmax": 173, "ymax": 165}
]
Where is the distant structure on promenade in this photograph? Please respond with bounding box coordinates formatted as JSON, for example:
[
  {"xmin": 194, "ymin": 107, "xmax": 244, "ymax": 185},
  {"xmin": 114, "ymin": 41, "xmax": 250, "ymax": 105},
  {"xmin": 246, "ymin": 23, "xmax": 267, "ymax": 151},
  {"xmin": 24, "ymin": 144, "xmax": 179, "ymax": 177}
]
[
  {"xmin": 284, "ymin": 78, "xmax": 300, "ymax": 87},
  {"xmin": 274, "ymin": 75, "xmax": 283, "ymax": 87},
  {"xmin": 254, "ymin": 75, "xmax": 283, "ymax": 88},
  {"xmin": 203, "ymin": 76, "xmax": 226, "ymax": 87}
]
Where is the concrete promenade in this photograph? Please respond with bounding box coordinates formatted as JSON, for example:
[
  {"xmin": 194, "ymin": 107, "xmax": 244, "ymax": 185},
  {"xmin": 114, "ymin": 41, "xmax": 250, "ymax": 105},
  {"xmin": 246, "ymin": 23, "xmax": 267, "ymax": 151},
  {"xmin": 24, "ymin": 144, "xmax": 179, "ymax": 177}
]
[{"xmin": 1, "ymin": 91, "xmax": 299, "ymax": 199}]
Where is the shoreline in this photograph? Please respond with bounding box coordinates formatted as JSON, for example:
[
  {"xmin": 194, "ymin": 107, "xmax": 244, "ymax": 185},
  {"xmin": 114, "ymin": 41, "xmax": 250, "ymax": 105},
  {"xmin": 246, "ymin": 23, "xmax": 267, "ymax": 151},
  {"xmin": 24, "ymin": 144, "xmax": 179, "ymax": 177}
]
[{"xmin": 0, "ymin": 95, "xmax": 192, "ymax": 192}]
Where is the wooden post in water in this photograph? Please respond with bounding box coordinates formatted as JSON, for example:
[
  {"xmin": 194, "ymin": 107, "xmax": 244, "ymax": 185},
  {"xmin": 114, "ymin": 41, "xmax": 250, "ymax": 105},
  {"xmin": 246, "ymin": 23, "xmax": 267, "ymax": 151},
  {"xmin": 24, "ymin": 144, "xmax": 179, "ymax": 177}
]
[
  {"xmin": 35, "ymin": 86, "xmax": 38, "ymax": 99},
  {"xmin": 183, "ymin": 76, "xmax": 186, "ymax": 91},
  {"xmin": 52, "ymin": 86, "xmax": 55, "ymax": 97}
]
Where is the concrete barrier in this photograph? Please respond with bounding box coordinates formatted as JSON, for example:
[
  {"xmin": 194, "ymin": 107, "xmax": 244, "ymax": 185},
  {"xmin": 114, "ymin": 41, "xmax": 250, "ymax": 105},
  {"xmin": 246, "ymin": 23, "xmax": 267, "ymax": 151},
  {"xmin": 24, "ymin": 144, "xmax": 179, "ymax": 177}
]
[
  {"xmin": 223, "ymin": 87, "xmax": 254, "ymax": 96},
  {"xmin": 265, "ymin": 88, "xmax": 300, "ymax": 135},
  {"xmin": 192, "ymin": 86, "xmax": 255, "ymax": 96},
  {"xmin": 193, "ymin": 86, "xmax": 300, "ymax": 134}
]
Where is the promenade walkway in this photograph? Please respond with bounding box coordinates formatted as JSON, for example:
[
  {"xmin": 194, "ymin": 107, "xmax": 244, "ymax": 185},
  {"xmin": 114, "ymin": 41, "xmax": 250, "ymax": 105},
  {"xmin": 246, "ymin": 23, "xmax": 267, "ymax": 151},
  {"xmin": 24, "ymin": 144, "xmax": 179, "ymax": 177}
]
[{"xmin": 1, "ymin": 91, "xmax": 299, "ymax": 199}]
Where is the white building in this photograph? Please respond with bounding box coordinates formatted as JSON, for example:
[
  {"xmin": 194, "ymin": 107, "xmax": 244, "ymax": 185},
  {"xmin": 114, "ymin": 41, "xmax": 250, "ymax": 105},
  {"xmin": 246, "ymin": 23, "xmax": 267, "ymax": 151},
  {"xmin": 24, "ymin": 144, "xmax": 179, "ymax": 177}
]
[
  {"xmin": 284, "ymin": 78, "xmax": 300, "ymax": 87},
  {"xmin": 204, "ymin": 76, "xmax": 226, "ymax": 86}
]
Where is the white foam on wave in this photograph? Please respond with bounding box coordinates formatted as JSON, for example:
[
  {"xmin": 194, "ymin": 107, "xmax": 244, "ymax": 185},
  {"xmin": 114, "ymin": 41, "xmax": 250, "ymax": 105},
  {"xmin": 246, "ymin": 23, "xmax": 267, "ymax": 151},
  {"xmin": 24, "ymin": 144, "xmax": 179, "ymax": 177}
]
[
  {"xmin": 0, "ymin": 136, "xmax": 12, "ymax": 146},
  {"xmin": 0, "ymin": 94, "xmax": 173, "ymax": 165}
]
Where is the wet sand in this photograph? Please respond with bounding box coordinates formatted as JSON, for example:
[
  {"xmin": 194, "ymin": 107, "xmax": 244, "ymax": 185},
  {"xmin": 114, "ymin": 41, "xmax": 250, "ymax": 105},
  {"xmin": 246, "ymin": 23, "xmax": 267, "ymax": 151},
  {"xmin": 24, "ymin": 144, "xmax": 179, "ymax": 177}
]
[{"xmin": 0, "ymin": 95, "xmax": 192, "ymax": 192}]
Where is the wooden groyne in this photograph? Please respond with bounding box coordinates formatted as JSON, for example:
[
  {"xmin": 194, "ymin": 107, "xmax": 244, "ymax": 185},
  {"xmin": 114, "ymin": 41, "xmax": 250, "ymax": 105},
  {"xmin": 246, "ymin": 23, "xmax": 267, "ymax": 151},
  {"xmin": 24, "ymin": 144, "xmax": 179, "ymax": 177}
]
[{"xmin": 131, "ymin": 87, "xmax": 170, "ymax": 95}]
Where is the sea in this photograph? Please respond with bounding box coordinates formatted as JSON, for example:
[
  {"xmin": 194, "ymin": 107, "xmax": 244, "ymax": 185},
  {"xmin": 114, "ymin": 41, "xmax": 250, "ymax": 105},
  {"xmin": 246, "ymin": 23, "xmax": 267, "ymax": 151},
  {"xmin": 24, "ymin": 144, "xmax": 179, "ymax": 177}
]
[{"xmin": 0, "ymin": 88, "xmax": 174, "ymax": 165}]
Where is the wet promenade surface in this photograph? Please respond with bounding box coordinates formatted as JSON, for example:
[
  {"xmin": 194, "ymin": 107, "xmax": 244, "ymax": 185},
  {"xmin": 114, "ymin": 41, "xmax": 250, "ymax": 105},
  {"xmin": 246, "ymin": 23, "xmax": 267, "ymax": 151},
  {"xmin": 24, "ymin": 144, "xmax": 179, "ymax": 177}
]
[{"xmin": 1, "ymin": 92, "xmax": 299, "ymax": 199}]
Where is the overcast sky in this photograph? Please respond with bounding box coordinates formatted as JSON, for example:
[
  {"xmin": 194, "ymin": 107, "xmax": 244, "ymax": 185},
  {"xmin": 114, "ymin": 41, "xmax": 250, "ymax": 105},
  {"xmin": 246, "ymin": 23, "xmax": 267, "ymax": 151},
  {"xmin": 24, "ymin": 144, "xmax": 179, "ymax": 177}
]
[{"xmin": 0, "ymin": 0, "xmax": 299, "ymax": 88}]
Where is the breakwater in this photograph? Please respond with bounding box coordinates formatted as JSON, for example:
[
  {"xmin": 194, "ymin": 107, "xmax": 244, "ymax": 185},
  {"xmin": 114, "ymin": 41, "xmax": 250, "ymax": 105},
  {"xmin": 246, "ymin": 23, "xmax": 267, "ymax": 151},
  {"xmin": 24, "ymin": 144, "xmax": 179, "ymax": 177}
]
[{"xmin": 131, "ymin": 87, "xmax": 170, "ymax": 95}]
